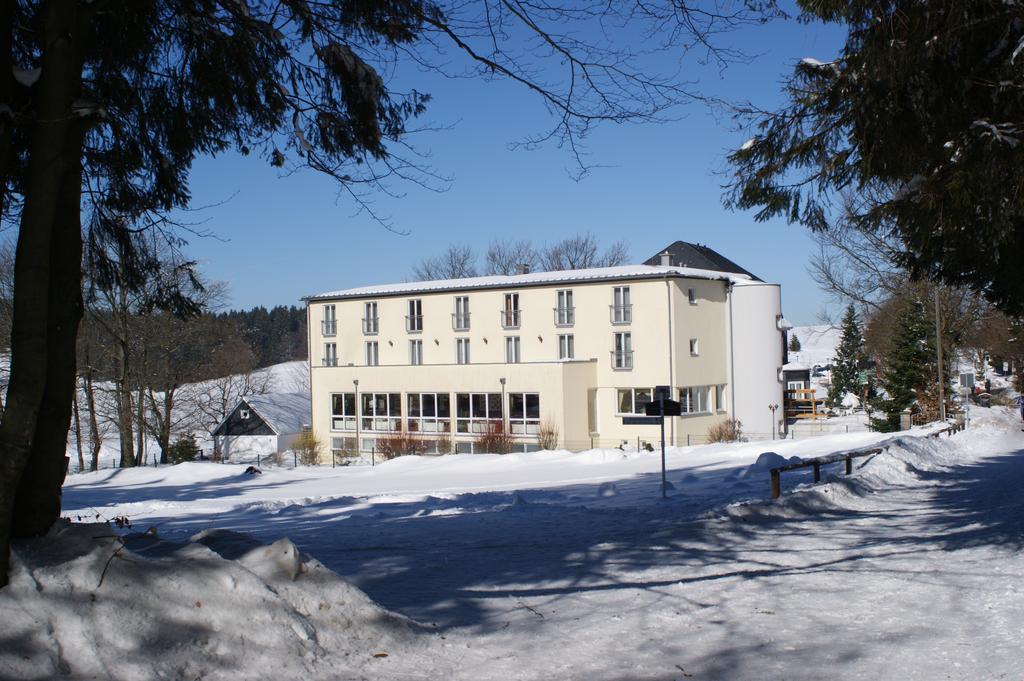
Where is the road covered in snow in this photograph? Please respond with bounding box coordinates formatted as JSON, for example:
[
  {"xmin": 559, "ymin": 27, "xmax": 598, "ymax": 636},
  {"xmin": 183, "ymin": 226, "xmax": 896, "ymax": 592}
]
[{"xmin": 4, "ymin": 407, "xmax": 1023, "ymax": 680}]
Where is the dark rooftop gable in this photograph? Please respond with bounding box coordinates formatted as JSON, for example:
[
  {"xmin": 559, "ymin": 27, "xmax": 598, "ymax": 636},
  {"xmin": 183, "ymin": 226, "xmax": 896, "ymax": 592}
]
[{"xmin": 644, "ymin": 240, "xmax": 761, "ymax": 281}]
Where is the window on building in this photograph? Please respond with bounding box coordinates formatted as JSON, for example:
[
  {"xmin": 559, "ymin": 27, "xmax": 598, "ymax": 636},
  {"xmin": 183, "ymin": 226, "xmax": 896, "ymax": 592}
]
[
  {"xmin": 239, "ymin": 408, "xmax": 251, "ymax": 420},
  {"xmin": 689, "ymin": 338, "xmax": 699, "ymax": 356},
  {"xmin": 331, "ymin": 393, "xmax": 357, "ymax": 431},
  {"xmin": 505, "ymin": 336, "xmax": 521, "ymax": 363},
  {"xmin": 611, "ymin": 286, "xmax": 631, "ymax": 324},
  {"xmin": 409, "ymin": 339, "xmax": 423, "ymax": 365},
  {"xmin": 715, "ymin": 384, "xmax": 727, "ymax": 412},
  {"xmin": 456, "ymin": 392, "xmax": 502, "ymax": 434},
  {"xmin": 687, "ymin": 288, "xmax": 697, "ymax": 305},
  {"xmin": 558, "ymin": 334, "xmax": 574, "ymax": 360},
  {"xmin": 365, "ymin": 341, "xmax": 379, "ymax": 366},
  {"xmin": 508, "ymin": 393, "xmax": 541, "ymax": 435},
  {"xmin": 612, "ymin": 332, "xmax": 632, "ymax": 369},
  {"xmin": 323, "ymin": 342, "xmax": 337, "ymax": 367},
  {"xmin": 361, "ymin": 392, "xmax": 401, "ymax": 431},
  {"xmin": 456, "ymin": 337, "xmax": 471, "ymax": 364},
  {"xmin": 407, "ymin": 299, "xmax": 423, "ymax": 332},
  {"xmin": 503, "ymin": 292, "xmax": 521, "ymax": 328},
  {"xmin": 322, "ymin": 304, "xmax": 337, "ymax": 336},
  {"xmin": 407, "ymin": 392, "xmax": 451, "ymax": 434},
  {"xmin": 330, "ymin": 436, "xmax": 357, "ymax": 456},
  {"xmin": 679, "ymin": 386, "xmax": 711, "ymax": 414},
  {"xmin": 616, "ymin": 388, "xmax": 653, "ymax": 415},
  {"xmin": 555, "ymin": 289, "xmax": 574, "ymax": 326},
  {"xmin": 363, "ymin": 301, "xmax": 379, "ymax": 334},
  {"xmin": 453, "ymin": 296, "xmax": 470, "ymax": 331}
]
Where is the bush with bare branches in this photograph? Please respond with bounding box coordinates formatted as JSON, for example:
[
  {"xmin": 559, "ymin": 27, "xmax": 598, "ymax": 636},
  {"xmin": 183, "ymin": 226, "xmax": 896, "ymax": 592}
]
[
  {"xmin": 293, "ymin": 430, "xmax": 323, "ymax": 466},
  {"xmin": 475, "ymin": 421, "xmax": 515, "ymax": 455},
  {"xmin": 376, "ymin": 426, "xmax": 428, "ymax": 460},
  {"xmin": 707, "ymin": 419, "xmax": 743, "ymax": 443},
  {"xmin": 537, "ymin": 419, "xmax": 559, "ymax": 450}
]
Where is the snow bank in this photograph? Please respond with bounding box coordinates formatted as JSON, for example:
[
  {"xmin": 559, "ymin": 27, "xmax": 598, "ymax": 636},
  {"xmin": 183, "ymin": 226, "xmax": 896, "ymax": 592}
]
[
  {"xmin": 721, "ymin": 419, "xmax": 976, "ymax": 522},
  {"xmin": 1, "ymin": 521, "xmax": 426, "ymax": 681}
]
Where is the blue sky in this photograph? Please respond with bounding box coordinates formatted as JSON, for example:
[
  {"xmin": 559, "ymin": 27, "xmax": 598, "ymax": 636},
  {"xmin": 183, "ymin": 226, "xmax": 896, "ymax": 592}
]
[{"xmin": 182, "ymin": 4, "xmax": 846, "ymax": 325}]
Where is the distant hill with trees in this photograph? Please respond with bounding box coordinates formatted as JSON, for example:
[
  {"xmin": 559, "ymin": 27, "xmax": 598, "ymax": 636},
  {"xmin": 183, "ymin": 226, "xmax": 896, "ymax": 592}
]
[{"xmin": 215, "ymin": 305, "xmax": 308, "ymax": 369}]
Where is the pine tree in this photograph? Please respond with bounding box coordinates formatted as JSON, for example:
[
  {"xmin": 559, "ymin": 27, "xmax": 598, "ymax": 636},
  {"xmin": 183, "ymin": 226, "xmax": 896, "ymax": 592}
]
[
  {"xmin": 870, "ymin": 300, "xmax": 933, "ymax": 432},
  {"xmin": 828, "ymin": 305, "xmax": 866, "ymax": 408},
  {"xmin": 788, "ymin": 333, "xmax": 801, "ymax": 352},
  {"xmin": 727, "ymin": 1, "xmax": 1024, "ymax": 315}
]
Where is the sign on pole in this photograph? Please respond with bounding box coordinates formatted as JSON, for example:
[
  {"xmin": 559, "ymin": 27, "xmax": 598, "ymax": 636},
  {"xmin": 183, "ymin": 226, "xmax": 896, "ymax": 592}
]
[
  {"xmin": 645, "ymin": 399, "xmax": 682, "ymax": 417},
  {"xmin": 623, "ymin": 388, "xmax": 675, "ymax": 498},
  {"xmin": 622, "ymin": 416, "xmax": 663, "ymax": 425}
]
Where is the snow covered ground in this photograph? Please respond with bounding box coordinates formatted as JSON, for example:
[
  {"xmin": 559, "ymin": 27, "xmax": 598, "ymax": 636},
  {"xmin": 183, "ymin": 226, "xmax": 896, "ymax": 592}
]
[
  {"xmin": 4, "ymin": 407, "xmax": 1023, "ymax": 680},
  {"xmin": 787, "ymin": 324, "xmax": 841, "ymax": 369},
  {"xmin": 67, "ymin": 360, "xmax": 309, "ymax": 472}
]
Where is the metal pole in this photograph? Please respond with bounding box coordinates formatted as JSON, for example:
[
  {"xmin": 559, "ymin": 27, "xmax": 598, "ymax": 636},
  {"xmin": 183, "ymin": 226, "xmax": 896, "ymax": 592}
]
[
  {"xmin": 934, "ymin": 290, "xmax": 946, "ymax": 421},
  {"xmin": 659, "ymin": 392, "xmax": 667, "ymax": 499},
  {"xmin": 354, "ymin": 378, "xmax": 361, "ymax": 460},
  {"xmin": 500, "ymin": 377, "xmax": 507, "ymax": 435}
]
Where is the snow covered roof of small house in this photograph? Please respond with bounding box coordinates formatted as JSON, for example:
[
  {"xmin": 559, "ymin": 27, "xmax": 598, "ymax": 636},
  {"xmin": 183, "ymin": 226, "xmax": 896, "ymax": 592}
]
[
  {"xmin": 241, "ymin": 392, "xmax": 311, "ymax": 435},
  {"xmin": 305, "ymin": 264, "xmax": 753, "ymax": 301},
  {"xmin": 783, "ymin": 362, "xmax": 811, "ymax": 371}
]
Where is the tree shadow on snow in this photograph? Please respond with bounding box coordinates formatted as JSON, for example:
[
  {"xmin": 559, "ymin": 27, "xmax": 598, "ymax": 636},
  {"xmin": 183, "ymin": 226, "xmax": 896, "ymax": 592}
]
[{"xmin": 79, "ymin": 441, "xmax": 1024, "ymax": 637}]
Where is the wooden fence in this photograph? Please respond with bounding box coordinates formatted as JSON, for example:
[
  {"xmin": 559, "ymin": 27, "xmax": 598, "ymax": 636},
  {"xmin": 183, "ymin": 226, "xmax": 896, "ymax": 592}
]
[{"xmin": 768, "ymin": 422, "xmax": 966, "ymax": 500}]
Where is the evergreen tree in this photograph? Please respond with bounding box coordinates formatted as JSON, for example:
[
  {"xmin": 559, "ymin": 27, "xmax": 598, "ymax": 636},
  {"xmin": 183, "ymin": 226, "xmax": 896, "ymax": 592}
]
[
  {"xmin": 727, "ymin": 1, "xmax": 1024, "ymax": 315},
  {"xmin": 870, "ymin": 300, "xmax": 933, "ymax": 432},
  {"xmin": 828, "ymin": 305, "xmax": 866, "ymax": 408},
  {"xmin": 788, "ymin": 333, "xmax": 801, "ymax": 352}
]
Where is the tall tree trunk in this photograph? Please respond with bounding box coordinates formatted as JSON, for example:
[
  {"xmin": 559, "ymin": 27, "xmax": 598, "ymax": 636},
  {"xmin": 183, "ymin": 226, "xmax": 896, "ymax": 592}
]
[
  {"xmin": 72, "ymin": 384, "xmax": 84, "ymax": 474},
  {"xmin": 161, "ymin": 389, "xmax": 174, "ymax": 465},
  {"xmin": 84, "ymin": 364, "xmax": 101, "ymax": 472},
  {"xmin": 147, "ymin": 387, "xmax": 173, "ymax": 465},
  {"xmin": 136, "ymin": 385, "xmax": 145, "ymax": 466},
  {"xmin": 0, "ymin": 0, "xmax": 83, "ymax": 586},
  {"xmin": 115, "ymin": 293, "xmax": 135, "ymax": 467},
  {"xmin": 11, "ymin": 113, "xmax": 86, "ymax": 538}
]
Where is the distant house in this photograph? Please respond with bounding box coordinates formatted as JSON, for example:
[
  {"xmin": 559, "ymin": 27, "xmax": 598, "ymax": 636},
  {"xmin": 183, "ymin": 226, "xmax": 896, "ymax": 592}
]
[{"xmin": 211, "ymin": 392, "xmax": 311, "ymax": 461}]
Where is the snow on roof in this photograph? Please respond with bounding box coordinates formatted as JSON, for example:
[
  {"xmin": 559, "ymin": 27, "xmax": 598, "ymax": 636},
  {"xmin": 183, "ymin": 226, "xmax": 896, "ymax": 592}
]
[
  {"xmin": 305, "ymin": 264, "xmax": 753, "ymax": 301},
  {"xmin": 243, "ymin": 392, "xmax": 310, "ymax": 435},
  {"xmin": 783, "ymin": 362, "xmax": 811, "ymax": 371}
]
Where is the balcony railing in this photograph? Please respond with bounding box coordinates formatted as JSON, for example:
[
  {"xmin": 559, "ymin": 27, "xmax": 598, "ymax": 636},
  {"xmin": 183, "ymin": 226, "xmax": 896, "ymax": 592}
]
[
  {"xmin": 451, "ymin": 312, "xmax": 471, "ymax": 331},
  {"xmin": 362, "ymin": 317, "xmax": 379, "ymax": 335},
  {"xmin": 611, "ymin": 350, "xmax": 633, "ymax": 370},
  {"xmin": 610, "ymin": 304, "xmax": 632, "ymax": 324},
  {"xmin": 501, "ymin": 309, "xmax": 521, "ymax": 329},
  {"xmin": 322, "ymin": 356, "xmax": 338, "ymax": 367},
  {"xmin": 321, "ymin": 319, "xmax": 337, "ymax": 336},
  {"xmin": 406, "ymin": 315, "xmax": 423, "ymax": 333},
  {"xmin": 553, "ymin": 306, "xmax": 575, "ymax": 326}
]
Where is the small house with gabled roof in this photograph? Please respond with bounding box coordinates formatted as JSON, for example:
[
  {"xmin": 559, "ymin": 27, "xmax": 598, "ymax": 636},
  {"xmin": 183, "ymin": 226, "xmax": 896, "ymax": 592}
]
[{"xmin": 211, "ymin": 392, "xmax": 311, "ymax": 461}]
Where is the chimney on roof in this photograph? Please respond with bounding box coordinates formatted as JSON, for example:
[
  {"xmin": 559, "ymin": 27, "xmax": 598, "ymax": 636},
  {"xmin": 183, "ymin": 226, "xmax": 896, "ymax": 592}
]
[
  {"xmin": 659, "ymin": 251, "xmax": 672, "ymax": 266},
  {"xmin": 516, "ymin": 263, "xmax": 530, "ymax": 275}
]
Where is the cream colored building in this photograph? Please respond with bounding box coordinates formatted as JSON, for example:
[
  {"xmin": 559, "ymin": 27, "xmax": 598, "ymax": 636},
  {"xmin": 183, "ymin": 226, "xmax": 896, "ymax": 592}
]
[{"xmin": 305, "ymin": 259, "xmax": 787, "ymax": 455}]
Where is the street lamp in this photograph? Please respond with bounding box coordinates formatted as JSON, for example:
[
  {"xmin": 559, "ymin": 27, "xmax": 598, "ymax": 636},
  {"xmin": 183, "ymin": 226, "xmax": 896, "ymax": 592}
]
[
  {"xmin": 353, "ymin": 378, "xmax": 360, "ymax": 456},
  {"xmin": 768, "ymin": 403, "xmax": 780, "ymax": 440},
  {"xmin": 499, "ymin": 377, "xmax": 507, "ymax": 435}
]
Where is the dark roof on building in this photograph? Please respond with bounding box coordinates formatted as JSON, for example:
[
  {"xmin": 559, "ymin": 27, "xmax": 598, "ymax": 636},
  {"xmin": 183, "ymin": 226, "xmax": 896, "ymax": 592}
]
[
  {"xmin": 644, "ymin": 241, "xmax": 761, "ymax": 281},
  {"xmin": 211, "ymin": 392, "xmax": 311, "ymax": 437}
]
